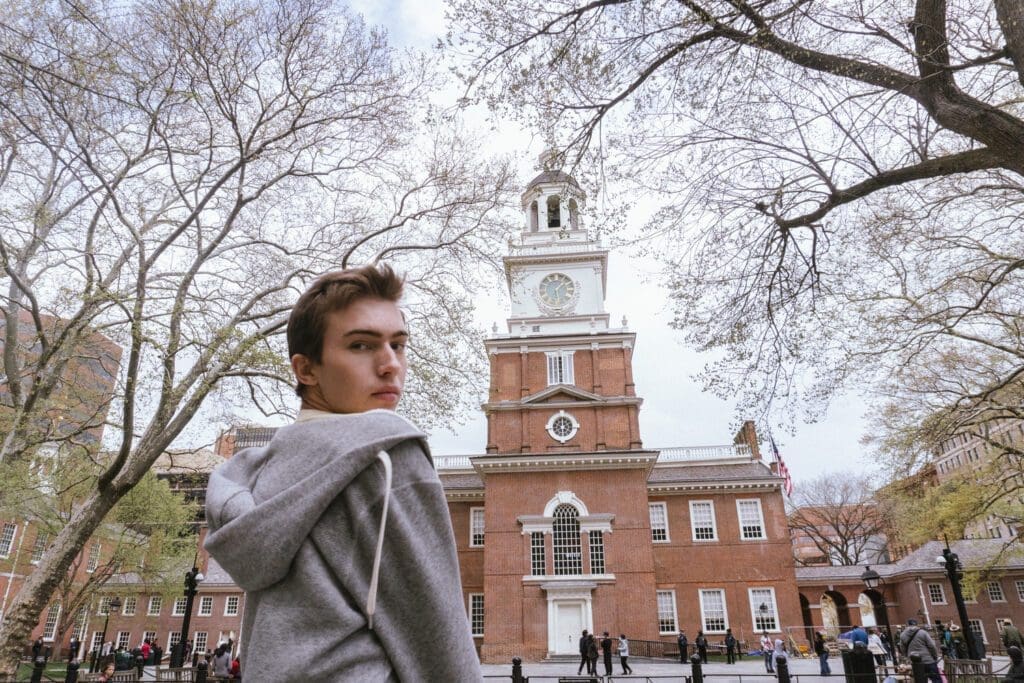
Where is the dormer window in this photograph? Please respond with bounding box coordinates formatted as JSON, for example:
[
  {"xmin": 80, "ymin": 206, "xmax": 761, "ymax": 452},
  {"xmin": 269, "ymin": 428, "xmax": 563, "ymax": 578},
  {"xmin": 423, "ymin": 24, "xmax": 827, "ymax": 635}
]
[{"xmin": 547, "ymin": 195, "xmax": 561, "ymax": 228}]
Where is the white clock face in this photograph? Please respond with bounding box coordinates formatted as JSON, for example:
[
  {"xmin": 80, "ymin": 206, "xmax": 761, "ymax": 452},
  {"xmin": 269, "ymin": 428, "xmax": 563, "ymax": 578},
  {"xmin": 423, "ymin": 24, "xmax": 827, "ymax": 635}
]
[{"xmin": 539, "ymin": 273, "xmax": 576, "ymax": 308}]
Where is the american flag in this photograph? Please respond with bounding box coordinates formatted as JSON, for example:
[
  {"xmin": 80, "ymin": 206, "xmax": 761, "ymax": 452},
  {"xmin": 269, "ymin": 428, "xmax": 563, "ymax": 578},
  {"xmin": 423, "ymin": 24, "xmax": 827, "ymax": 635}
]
[{"xmin": 769, "ymin": 436, "xmax": 794, "ymax": 497}]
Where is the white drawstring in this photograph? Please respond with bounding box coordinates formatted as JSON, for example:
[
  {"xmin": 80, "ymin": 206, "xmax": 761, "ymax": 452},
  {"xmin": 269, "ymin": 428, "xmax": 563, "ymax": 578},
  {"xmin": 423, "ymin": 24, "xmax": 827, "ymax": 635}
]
[{"xmin": 366, "ymin": 450, "xmax": 392, "ymax": 630}]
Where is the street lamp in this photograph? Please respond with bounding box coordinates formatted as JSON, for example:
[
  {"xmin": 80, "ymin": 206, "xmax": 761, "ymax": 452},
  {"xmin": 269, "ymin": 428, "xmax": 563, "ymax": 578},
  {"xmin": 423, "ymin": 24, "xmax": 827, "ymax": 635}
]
[
  {"xmin": 90, "ymin": 596, "xmax": 121, "ymax": 673},
  {"xmin": 169, "ymin": 566, "xmax": 204, "ymax": 668},
  {"xmin": 937, "ymin": 545, "xmax": 979, "ymax": 660},
  {"xmin": 860, "ymin": 566, "xmax": 898, "ymax": 666}
]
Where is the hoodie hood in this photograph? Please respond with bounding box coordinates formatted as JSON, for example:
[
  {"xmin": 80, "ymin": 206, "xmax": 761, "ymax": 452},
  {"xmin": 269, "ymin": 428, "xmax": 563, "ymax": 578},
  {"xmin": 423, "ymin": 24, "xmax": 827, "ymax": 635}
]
[{"xmin": 204, "ymin": 410, "xmax": 426, "ymax": 593}]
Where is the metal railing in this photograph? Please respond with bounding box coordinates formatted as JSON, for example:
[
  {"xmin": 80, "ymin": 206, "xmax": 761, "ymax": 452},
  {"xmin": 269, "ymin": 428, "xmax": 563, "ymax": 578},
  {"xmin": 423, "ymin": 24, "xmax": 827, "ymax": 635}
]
[{"xmin": 655, "ymin": 445, "xmax": 752, "ymax": 462}]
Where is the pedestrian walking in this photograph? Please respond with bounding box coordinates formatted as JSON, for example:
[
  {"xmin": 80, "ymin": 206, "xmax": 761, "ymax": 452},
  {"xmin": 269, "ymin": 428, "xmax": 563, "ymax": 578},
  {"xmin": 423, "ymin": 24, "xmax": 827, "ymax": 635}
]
[
  {"xmin": 696, "ymin": 630, "xmax": 709, "ymax": 664},
  {"xmin": 587, "ymin": 633, "xmax": 599, "ymax": 675},
  {"xmin": 578, "ymin": 630, "xmax": 590, "ymax": 675},
  {"xmin": 678, "ymin": 629, "xmax": 689, "ymax": 663},
  {"xmin": 725, "ymin": 629, "xmax": 737, "ymax": 664},
  {"xmin": 618, "ymin": 634, "xmax": 634, "ymax": 675},
  {"xmin": 601, "ymin": 632, "xmax": 613, "ymax": 677},
  {"xmin": 815, "ymin": 631, "xmax": 831, "ymax": 676},
  {"xmin": 899, "ymin": 618, "xmax": 941, "ymax": 683},
  {"xmin": 761, "ymin": 632, "xmax": 775, "ymax": 673}
]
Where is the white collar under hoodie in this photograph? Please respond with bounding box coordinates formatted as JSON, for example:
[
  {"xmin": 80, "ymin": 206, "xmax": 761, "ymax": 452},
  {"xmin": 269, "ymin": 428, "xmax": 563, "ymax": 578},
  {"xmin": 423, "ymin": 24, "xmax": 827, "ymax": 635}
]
[{"xmin": 204, "ymin": 410, "xmax": 480, "ymax": 682}]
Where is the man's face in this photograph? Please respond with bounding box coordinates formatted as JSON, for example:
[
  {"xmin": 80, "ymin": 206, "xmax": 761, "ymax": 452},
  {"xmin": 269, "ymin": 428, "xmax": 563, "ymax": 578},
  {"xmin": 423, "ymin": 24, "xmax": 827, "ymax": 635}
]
[{"xmin": 292, "ymin": 297, "xmax": 408, "ymax": 414}]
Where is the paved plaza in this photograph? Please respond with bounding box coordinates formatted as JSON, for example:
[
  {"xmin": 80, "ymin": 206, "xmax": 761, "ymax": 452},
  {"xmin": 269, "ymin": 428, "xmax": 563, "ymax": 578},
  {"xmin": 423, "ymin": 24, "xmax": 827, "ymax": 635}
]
[{"xmin": 480, "ymin": 653, "xmax": 1013, "ymax": 681}]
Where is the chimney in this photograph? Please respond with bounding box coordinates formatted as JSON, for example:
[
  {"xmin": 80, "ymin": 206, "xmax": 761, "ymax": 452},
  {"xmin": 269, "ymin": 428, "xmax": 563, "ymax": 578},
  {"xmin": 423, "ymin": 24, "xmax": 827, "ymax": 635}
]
[{"xmin": 733, "ymin": 420, "xmax": 761, "ymax": 460}]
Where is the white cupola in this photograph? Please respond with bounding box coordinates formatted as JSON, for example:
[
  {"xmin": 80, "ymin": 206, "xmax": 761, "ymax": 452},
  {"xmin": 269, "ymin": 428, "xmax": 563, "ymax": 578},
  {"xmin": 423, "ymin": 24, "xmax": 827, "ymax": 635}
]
[{"xmin": 521, "ymin": 151, "xmax": 586, "ymax": 239}]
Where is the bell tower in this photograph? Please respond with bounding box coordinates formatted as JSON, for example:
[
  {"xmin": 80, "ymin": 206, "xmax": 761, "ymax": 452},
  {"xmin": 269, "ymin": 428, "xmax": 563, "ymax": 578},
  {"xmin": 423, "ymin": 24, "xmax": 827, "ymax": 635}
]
[
  {"xmin": 474, "ymin": 154, "xmax": 660, "ymax": 662},
  {"xmin": 484, "ymin": 153, "xmax": 641, "ymax": 453}
]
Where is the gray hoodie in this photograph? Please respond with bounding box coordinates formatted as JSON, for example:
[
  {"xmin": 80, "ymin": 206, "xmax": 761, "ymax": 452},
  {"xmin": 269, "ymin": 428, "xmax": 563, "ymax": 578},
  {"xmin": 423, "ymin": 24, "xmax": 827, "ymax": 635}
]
[{"xmin": 204, "ymin": 411, "xmax": 480, "ymax": 681}]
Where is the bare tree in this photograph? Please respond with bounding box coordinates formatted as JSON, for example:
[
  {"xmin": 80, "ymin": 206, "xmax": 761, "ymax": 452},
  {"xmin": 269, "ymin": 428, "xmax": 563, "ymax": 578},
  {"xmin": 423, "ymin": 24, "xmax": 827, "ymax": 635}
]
[
  {"xmin": 0, "ymin": 0, "xmax": 514, "ymax": 671},
  {"xmin": 788, "ymin": 473, "xmax": 888, "ymax": 566},
  {"xmin": 448, "ymin": 0, "xmax": 1024, "ymax": 458}
]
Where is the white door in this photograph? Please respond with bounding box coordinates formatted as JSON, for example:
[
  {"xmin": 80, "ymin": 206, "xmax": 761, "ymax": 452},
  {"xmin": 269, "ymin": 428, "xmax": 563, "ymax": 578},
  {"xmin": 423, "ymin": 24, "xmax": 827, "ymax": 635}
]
[{"xmin": 555, "ymin": 602, "xmax": 584, "ymax": 655}]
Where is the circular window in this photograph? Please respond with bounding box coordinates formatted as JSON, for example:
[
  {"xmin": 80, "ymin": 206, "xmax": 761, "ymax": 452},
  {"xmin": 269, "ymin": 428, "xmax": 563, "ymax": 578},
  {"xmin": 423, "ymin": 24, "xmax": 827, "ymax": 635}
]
[{"xmin": 546, "ymin": 410, "xmax": 579, "ymax": 443}]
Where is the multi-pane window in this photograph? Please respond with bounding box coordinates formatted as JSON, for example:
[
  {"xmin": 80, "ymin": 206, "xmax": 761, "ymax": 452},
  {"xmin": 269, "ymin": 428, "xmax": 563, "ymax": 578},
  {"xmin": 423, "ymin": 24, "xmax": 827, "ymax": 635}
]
[
  {"xmin": 168, "ymin": 632, "xmax": 181, "ymax": 650},
  {"xmin": 198, "ymin": 596, "xmax": 214, "ymax": 616},
  {"xmin": 928, "ymin": 584, "xmax": 947, "ymax": 604},
  {"xmin": 72, "ymin": 608, "xmax": 88, "ymax": 640},
  {"xmin": 91, "ymin": 632, "xmax": 104, "ymax": 653},
  {"xmin": 998, "ymin": 619, "xmax": 1014, "ymax": 634},
  {"xmin": 121, "ymin": 596, "xmax": 137, "ymax": 616},
  {"xmin": 224, "ymin": 596, "xmax": 240, "ymax": 616},
  {"xmin": 470, "ymin": 508, "xmax": 485, "ymax": 548},
  {"xmin": 737, "ymin": 500, "xmax": 766, "ymax": 540},
  {"xmin": 42, "ymin": 603, "xmax": 61, "ymax": 641},
  {"xmin": 656, "ymin": 590, "xmax": 678, "ymax": 634},
  {"xmin": 148, "ymin": 596, "xmax": 162, "ymax": 616},
  {"xmin": 649, "ymin": 503, "xmax": 669, "ymax": 542},
  {"xmin": 700, "ymin": 589, "xmax": 728, "ymax": 633},
  {"xmin": 194, "ymin": 632, "xmax": 208, "ymax": 653},
  {"xmin": 86, "ymin": 540, "xmax": 101, "ymax": 573},
  {"xmin": 0, "ymin": 523, "xmax": 17, "ymax": 558},
  {"xmin": 469, "ymin": 594, "xmax": 485, "ymax": 637},
  {"xmin": 116, "ymin": 632, "xmax": 131, "ymax": 650},
  {"xmin": 143, "ymin": 631, "xmax": 157, "ymax": 646},
  {"xmin": 173, "ymin": 597, "xmax": 188, "ymax": 616},
  {"xmin": 588, "ymin": 531, "xmax": 605, "ymax": 574},
  {"xmin": 552, "ymin": 505, "xmax": 583, "ymax": 575},
  {"xmin": 546, "ymin": 352, "xmax": 575, "ymax": 386},
  {"xmin": 531, "ymin": 532, "xmax": 546, "ymax": 576},
  {"xmin": 98, "ymin": 596, "xmax": 113, "ymax": 616},
  {"xmin": 968, "ymin": 619, "xmax": 986, "ymax": 643},
  {"xmin": 749, "ymin": 588, "xmax": 778, "ymax": 631},
  {"xmin": 31, "ymin": 532, "xmax": 48, "ymax": 564},
  {"xmin": 1016, "ymin": 580, "xmax": 1024, "ymax": 602},
  {"xmin": 989, "ymin": 582, "xmax": 1006, "ymax": 602},
  {"xmin": 690, "ymin": 501, "xmax": 717, "ymax": 541}
]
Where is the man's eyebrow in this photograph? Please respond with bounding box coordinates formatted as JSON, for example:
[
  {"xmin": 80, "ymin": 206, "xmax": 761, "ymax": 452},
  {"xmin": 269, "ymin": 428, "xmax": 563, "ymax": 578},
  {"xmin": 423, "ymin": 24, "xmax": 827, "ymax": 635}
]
[{"xmin": 342, "ymin": 329, "xmax": 409, "ymax": 338}]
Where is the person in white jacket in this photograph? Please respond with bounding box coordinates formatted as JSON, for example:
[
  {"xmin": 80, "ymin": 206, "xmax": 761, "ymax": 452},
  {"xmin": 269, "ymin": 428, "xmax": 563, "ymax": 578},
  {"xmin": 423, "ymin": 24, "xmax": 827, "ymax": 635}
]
[{"xmin": 617, "ymin": 634, "xmax": 633, "ymax": 675}]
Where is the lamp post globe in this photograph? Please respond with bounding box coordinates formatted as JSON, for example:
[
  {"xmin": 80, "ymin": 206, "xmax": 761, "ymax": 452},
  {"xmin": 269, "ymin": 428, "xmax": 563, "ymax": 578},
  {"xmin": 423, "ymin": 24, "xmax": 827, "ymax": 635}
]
[{"xmin": 860, "ymin": 565, "xmax": 897, "ymax": 666}]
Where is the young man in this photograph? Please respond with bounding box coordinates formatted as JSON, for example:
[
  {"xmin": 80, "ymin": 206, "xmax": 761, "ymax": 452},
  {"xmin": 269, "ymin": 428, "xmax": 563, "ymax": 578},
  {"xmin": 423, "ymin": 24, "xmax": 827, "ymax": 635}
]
[{"xmin": 205, "ymin": 265, "xmax": 480, "ymax": 681}]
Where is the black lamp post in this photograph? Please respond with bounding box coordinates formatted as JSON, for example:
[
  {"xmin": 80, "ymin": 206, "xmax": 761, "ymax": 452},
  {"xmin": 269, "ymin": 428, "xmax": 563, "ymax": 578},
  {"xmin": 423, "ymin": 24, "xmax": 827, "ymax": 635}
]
[
  {"xmin": 89, "ymin": 596, "xmax": 121, "ymax": 673},
  {"xmin": 169, "ymin": 566, "xmax": 204, "ymax": 668},
  {"xmin": 860, "ymin": 566, "xmax": 898, "ymax": 666},
  {"xmin": 939, "ymin": 545, "xmax": 978, "ymax": 660}
]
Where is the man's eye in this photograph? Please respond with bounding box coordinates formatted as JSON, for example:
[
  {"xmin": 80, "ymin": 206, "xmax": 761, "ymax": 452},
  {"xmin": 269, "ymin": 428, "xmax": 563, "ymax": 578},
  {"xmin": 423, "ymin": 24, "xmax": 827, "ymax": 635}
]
[
  {"xmin": 350, "ymin": 342, "xmax": 372, "ymax": 350},
  {"xmin": 391, "ymin": 341, "xmax": 407, "ymax": 352}
]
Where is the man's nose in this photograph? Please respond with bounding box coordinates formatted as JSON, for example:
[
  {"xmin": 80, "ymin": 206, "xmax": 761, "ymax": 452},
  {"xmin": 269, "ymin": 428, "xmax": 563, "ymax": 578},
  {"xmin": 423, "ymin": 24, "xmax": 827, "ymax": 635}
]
[{"xmin": 378, "ymin": 346, "xmax": 402, "ymax": 375}]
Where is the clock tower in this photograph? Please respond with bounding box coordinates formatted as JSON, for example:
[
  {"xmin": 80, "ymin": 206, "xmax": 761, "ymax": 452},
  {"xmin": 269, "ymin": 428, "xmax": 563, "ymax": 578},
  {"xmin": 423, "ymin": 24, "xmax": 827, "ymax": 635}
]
[{"xmin": 475, "ymin": 155, "xmax": 659, "ymax": 661}]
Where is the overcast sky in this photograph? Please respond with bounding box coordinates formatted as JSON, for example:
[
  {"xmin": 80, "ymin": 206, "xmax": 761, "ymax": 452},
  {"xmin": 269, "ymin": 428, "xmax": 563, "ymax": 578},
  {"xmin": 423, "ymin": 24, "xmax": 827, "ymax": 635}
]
[{"xmin": 340, "ymin": 0, "xmax": 876, "ymax": 487}]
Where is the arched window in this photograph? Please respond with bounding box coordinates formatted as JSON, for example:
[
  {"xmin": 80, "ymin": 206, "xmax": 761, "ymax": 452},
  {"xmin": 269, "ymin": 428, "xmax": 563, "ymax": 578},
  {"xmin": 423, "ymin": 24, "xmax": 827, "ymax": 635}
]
[
  {"xmin": 568, "ymin": 198, "xmax": 579, "ymax": 230},
  {"xmin": 552, "ymin": 504, "xmax": 582, "ymax": 575},
  {"xmin": 547, "ymin": 195, "xmax": 561, "ymax": 228},
  {"xmin": 529, "ymin": 201, "xmax": 539, "ymax": 232}
]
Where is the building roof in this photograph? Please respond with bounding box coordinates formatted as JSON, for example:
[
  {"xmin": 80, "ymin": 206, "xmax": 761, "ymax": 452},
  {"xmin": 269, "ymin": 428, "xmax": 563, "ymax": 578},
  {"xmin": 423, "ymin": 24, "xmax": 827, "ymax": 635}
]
[
  {"xmin": 648, "ymin": 461, "xmax": 777, "ymax": 484},
  {"xmin": 525, "ymin": 169, "xmax": 581, "ymax": 192},
  {"xmin": 439, "ymin": 472, "xmax": 484, "ymax": 489},
  {"xmin": 153, "ymin": 448, "xmax": 223, "ymax": 475},
  {"xmin": 795, "ymin": 538, "xmax": 1024, "ymax": 584}
]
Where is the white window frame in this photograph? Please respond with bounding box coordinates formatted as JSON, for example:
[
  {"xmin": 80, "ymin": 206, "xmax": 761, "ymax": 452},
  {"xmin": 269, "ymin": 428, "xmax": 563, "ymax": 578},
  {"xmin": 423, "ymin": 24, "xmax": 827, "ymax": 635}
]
[
  {"xmin": 656, "ymin": 590, "xmax": 679, "ymax": 634},
  {"xmin": 546, "ymin": 351, "xmax": 575, "ymax": 386},
  {"xmin": 690, "ymin": 501, "xmax": 718, "ymax": 542},
  {"xmin": 748, "ymin": 588, "xmax": 779, "ymax": 632},
  {"xmin": 998, "ymin": 618, "xmax": 1014, "ymax": 634},
  {"xmin": 122, "ymin": 596, "xmax": 137, "ymax": 616},
  {"xmin": 546, "ymin": 410, "xmax": 579, "ymax": 444},
  {"xmin": 86, "ymin": 540, "xmax": 101, "ymax": 573},
  {"xmin": 469, "ymin": 507, "xmax": 485, "ymax": 548},
  {"xmin": 97, "ymin": 596, "xmax": 113, "ymax": 616},
  {"xmin": 198, "ymin": 596, "xmax": 214, "ymax": 617},
  {"xmin": 42, "ymin": 603, "xmax": 61, "ymax": 641},
  {"xmin": 30, "ymin": 532, "xmax": 48, "ymax": 564},
  {"xmin": 588, "ymin": 530, "xmax": 605, "ymax": 574},
  {"xmin": 0, "ymin": 523, "xmax": 18, "ymax": 558},
  {"xmin": 736, "ymin": 499, "xmax": 766, "ymax": 540},
  {"xmin": 143, "ymin": 631, "xmax": 157, "ymax": 646},
  {"xmin": 988, "ymin": 581, "xmax": 1006, "ymax": 602},
  {"xmin": 147, "ymin": 596, "xmax": 162, "ymax": 616},
  {"xmin": 649, "ymin": 502, "xmax": 670, "ymax": 543},
  {"xmin": 928, "ymin": 583, "xmax": 947, "ymax": 605},
  {"xmin": 469, "ymin": 594, "xmax": 484, "ymax": 637},
  {"xmin": 224, "ymin": 595, "xmax": 240, "ymax": 616},
  {"xmin": 699, "ymin": 588, "xmax": 729, "ymax": 634},
  {"xmin": 530, "ymin": 532, "xmax": 546, "ymax": 576},
  {"xmin": 91, "ymin": 632, "xmax": 104, "ymax": 653},
  {"xmin": 1015, "ymin": 580, "xmax": 1024, "ymax": 602},
  {"xmin": 968, "ymin": 619, "xmax": 987, "ymax": 643},
  {"xmin": 168, "ymin": 632, "xmax": 181, "ymax": 650},
  {"xmin": 193, "ymin": 631, "xmax": 208, "ymax": 654},
  {"xmin": 172, "ymin": 596, "xmax": 188, "ymax": 616},
  {"xmin": 116, "ymin": 631, "xmax": 131, "ymax": 650}
]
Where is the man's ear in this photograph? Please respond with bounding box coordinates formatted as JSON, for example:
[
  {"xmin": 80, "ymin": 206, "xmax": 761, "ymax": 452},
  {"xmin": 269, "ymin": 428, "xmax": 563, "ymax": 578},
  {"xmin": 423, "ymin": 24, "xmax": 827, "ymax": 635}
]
[{"xmin": 291, "ymin": 354, "xmax": 319, "ymax": 388}]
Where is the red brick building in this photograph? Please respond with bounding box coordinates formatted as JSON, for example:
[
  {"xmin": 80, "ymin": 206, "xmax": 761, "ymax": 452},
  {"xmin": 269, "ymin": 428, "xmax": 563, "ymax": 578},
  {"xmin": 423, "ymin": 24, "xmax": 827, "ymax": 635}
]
[{"xmin": 438, "ymin": 162, "xmax": 799, "ymax": 661}]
